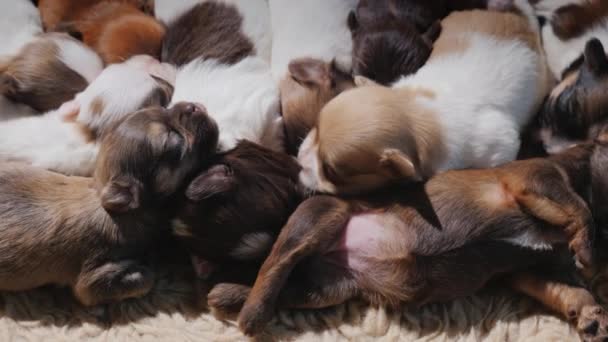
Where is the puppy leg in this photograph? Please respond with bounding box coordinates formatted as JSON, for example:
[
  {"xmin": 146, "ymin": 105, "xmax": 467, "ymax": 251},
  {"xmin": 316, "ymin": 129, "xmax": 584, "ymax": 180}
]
[
  {"xmin": 237, "ymin": 196, "xmax": 351, "ymax": 336},
  {"xmin": 510, "ymin": 273, "xmax": 608, "ymax": 341},
  {"xmin": 73, "ymin": 260, "xmax": 154, "ymax": 306}
]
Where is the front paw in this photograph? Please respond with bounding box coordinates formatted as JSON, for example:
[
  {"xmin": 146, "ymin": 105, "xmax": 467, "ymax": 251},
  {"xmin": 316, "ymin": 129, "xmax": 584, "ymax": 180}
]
[
  {"xmin": 237, "ymin": 300, "xmax": 274, "ymax": 336},
  {"xmin": 577, "ymin": 305, "xmax": 608, "ymax": 342},
  {"xmin": 570, "ymin": 232, "xmax": 594, "ymax": 272}
]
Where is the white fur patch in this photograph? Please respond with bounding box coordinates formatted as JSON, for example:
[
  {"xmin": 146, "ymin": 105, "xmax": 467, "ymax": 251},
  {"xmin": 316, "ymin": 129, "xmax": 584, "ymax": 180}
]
[
  {"xmin": 52, "ymin": 35, "xmax": 104, "ymax": 83},
  {"xmin": 501, "ymin": 230, "xmax": 554, "ymax": 251},
  {"xmin": 0, "ymin": 0, "xmax": 42, "ymax": 57},
  {"xmin": 229, "ymin": 232, "xmax": 273, "ymax": 260}
]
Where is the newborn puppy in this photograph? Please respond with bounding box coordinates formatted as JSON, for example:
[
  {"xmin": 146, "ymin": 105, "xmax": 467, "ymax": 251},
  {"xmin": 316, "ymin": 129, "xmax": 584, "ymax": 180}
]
[
  {"xmin": 54, "ymin": 2, "xmax": 165, "ymax": 64},
  {"xmin": 269, "ymin": 0, "xmax": 357, "ymax": 80},
  {"xmin": 540, "ymin": 39, "xmax": 608, "ymax": 154},
  {"xmin": 38, "ymin": 0, "xmax": 153, "ymax": 31},
  {"xmin": 166, "ymin": 1, "xmax": 280, "ymax": 152},
  {"xmin": 0, "ymin": 55, "xmax": 175, "ymax": 176},
  {"xmin": 0, "ymin": 0, "xmax": 42, "ymax": 57},
  {"xmin": 280, "ymin": 58, "xmax": 355, "ymax": 155},
  {"xmin": 298, "ymin": 1, "xmax": 551, "ymax": 195},
  {"xmin": 210, "ymin": 142, "xmax": 605, "ymax": 339},
  {"xmin": 173, "ymin": 141, "xmax": 301, "ymax": 278},
  {"xmin": 539, "ymin": 0, "xmax": 608, "ymax": 80},
  {"xmin": 0, "ymin": 102, "xmax": 218, "ymax": 306},
  {"xmin": 0, "ymin": 33, "xmax": 103, "ymax": 114}
]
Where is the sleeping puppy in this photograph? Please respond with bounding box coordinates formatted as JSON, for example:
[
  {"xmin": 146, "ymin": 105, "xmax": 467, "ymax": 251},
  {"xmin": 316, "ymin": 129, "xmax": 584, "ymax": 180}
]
[
  {"xmin": 165, "ymin": 1, "xmax": 281, "ymax": 152},
  {"xmin": 280, "ymin": 58, "xmax": 355, "ymax": 155},
  {"xmin": 538, "ymin": 0, "xmax": 608, "ymax": 81},
  {"xmin": 269, "ymin": 0, "xmax": 357, "ymax": 80},
  {"xmin": 173, "ymin": 141, "xmax": 302, "ymax": 279},
  {"xmin": 38, "ymin": 0, "xmax": 153, "ymax": 31},
  {"xmin": 0, "ymin": 102, "xmax": 218, "ymax": 307},
  {"xmin": 0, "ymin": 0, "xmax": 42, "ymax": 57},
  {"xmin": 0, "ymin": 55, "xmax": 175, "ymax": 176},
  {"xmin": 0, "ymin": 33, "xmax": 103, "ymax": 114},
  {"xmin": 298, "ymin": 0, "xmax": 551, "ymax": 195},
  {"xmin": 539, "ymin": 39, "xmax": 608, "ymax": 154},
  {"xmin": 52, "ymin": 2, "xmax": 165, "ymax": 64},
  {"xmin": 209, "ymin": 141, "xmax": 607, "ymax": 340}
]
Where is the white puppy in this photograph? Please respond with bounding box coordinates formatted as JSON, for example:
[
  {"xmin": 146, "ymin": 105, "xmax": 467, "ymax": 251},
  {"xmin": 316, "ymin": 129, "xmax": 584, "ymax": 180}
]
[
  {"xmin": 0, "ymin": 0, "xmax": 42, "ymax": 58},
  {"xmin": 0, "ymin": 56, "xmax": 175, "ymax": 176}
]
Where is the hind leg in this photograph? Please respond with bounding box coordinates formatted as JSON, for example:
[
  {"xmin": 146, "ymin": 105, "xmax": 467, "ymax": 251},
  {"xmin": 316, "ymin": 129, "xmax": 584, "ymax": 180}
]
[{"xmin": 511, "ymin": 273, "xmax": 608, "ymax": 341}]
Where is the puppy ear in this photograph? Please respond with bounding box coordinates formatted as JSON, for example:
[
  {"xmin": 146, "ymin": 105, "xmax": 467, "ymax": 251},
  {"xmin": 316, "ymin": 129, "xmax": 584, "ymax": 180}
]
[
  {"xmin": 584, "ymin": 38, "xmax": 608, "ymax": 76},
  {"xmin": 288, "ymin": 58, "xmax": 329, "ymax": 88},
  {"xmin": 422, "ymin": 21, "xmax": 442, "ymax": 46},
  {"xmin": 0, "ymin": 73, "xmax": 17, "ymax": 97},
  {"xmin": 379, "ymin": 149, "xmax": 422, "ymax": 181},
  {"xmin": 185, "ymin": 165, "xmax": 236, "ymax": 201},
  {"xmin": 347, "ymin": 11, "xmax": 359, "ymax": 31},
  {"xmin": 101, "ymin": 177, "xmax": 142, "ymax": 213},
  {"xmin": 354, "ymin": 75, "xmax": 379, "ymax": 87}
]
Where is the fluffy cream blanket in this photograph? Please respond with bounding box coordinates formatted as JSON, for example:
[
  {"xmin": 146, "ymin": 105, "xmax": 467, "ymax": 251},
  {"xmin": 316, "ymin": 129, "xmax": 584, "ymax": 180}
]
[{"xmin": 3, "ymin": 265, "xmax": 607, "ymax": 341}]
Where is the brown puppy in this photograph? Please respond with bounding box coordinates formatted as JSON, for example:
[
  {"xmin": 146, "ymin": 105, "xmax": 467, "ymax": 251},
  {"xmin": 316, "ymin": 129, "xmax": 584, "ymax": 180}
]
[
  {"xmin": 208, "ymin": 142, "xmax": 606, "ymax": 339},
  {"xmin": 540, "ymin": 38, "xmax": 608, "ymax": 154},
  {"xmin": 54, "ymin": 2, "xmax": 165, "ymax": 64},
  {"xmin": 0, "ymin": 102, "xmax": 218, "ymax": 306},
  {"xmin": 173, "ymin": 141, "xmax": 301, "ymax": 279},
  {"xmin": 38, "ymin": 0, "xmax": 154, "ymax": 31},
  {"xmin": 0, "ymin": 33, "xmax": 103, "ymax": 113},
  {"xmin": 280, "ymin": 58, "xmax": 355, "ymax": 155}
]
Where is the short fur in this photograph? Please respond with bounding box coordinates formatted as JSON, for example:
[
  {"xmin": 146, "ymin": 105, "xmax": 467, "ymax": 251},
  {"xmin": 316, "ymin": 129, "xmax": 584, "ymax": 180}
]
[
  {"xmin": 166, "ymin": 1, "xmax": 280, "ymax": 152},
  {"xmin": 298, "ymin": 1, "xmax": 551, "ymax": 195},
  {"xmin": 280, "ymin": 58, "xmax": 355, "ymax": 155},
  {"xmin": 0, "ymin": 0, "xmax": 42, "ymax": 57},
  {"xmin": 0, "ymin": 33, "xmax": 103, "ymax": 113},
  {"xmin": 0, "ymin": 102, "xmax": 218, "ymax": 306},
  {"xmin": 174, "ymin": 141, "xmax": 302, "ymax": 271},
  {"xmin": 54, "ymin": 2, "xmax": 165, "ymax": 64},
  {"xmin": 209, "ymin": 143, "xmax": 607, "ymax": 340},
  {"xmin": 269, "ymin": 0, "xmax": 357, "ymax": 80},
  {"xmin": 0, "ymin": 56, "xmax": 175, "ymax": 176},
  {"xmin": 539, "ymin": 39, "xmax": 608, "ymax": 154}
]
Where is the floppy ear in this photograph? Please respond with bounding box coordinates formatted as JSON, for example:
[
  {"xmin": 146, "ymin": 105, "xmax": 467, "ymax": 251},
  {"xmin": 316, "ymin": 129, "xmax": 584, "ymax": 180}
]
[
  {"xmin": 185, "ymin": 165, "xmax": 236, "ymax": 201},
  {"xmin": 379, "ymin": 149, "xmax": 422, "ymax": 182},
  {"xmin": 422, "ymin": 21, "xmax": 442, "ymax": 46},
  {"xmin": 347, "ymin": 11, "xmax": 359, "ymax": 31},
  {"xmin": 0, "ymin": 73, "xmax": 18, "ymax": 97},
  {"xmin": 354, "ymin": 75, "xmax": 379, "ymax": 87},
  {"xmin": 584, "ymin": 38, "xmax": 608, "ymax": 76},
  {"xmin": 100, "ymin": 177, "xmax": 142, "ymax": 213},
  {"xmin": 288, "ymin": 58, "xmax": 329, "ymax": 88}
]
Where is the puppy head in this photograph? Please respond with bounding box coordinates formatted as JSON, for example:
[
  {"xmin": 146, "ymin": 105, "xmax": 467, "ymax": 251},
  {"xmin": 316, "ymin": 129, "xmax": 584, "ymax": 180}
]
[
  {"xmin": 0, "ymin": 33, "xmax": 103, "ymax": 112},
  {"xmin": 298, "ymin": 86, "xmax": 431, "ymax": 195},
  {"xmin": 176, "ymin": 141, "xmax": 302, "ymax": 263},
  {"xmin": 75, "ymin": 55, "xmax": 175, "ymax": 136},
  {"xmin": 280, "ymin": 58, "xmax": 355, "ymax": 155},
  {"xmin": 540, "ymin": 38, "xmax": 608, "ymax": 154},
  {"xmin": 95, "ymin": 102, "xmax": 219, "ymax": 214}
]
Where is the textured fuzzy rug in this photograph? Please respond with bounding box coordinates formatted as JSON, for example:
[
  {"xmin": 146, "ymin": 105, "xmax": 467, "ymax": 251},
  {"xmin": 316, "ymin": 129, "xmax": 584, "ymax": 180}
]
[{"xmin": 4, "ymin": 262, "xmax": 608, "ymax": 342}]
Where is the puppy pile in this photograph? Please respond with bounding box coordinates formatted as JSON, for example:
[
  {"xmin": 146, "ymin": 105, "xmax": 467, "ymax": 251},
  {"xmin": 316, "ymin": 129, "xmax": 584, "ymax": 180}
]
[{"xmin": 1, "ymin": 0, "xmax": 608, "ymax": 340}]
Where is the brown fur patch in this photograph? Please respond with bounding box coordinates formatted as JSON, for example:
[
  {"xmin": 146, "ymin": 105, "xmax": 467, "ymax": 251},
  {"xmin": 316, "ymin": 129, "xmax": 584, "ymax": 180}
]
[{"xmin": 551, "ymin": 1, "xmax": 608, "ymax": 40}]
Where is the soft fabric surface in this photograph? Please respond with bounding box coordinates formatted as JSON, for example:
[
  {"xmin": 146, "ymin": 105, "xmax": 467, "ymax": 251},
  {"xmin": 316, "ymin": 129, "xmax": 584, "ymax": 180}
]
[{"xmin": 5, "ymin": 264, "xmax": 608, "ymax": 342}]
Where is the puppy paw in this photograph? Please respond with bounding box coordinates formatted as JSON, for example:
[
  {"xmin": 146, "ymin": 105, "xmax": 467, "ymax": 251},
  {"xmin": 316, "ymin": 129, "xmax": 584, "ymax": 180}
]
[
  {"xmin": 238, "ymin": 300, "xmax": 274, "ymax": 336},
  {"xmin": 577, "ymin": 305, "xmax": 608, "ymax": 342},
  {"xmin": 207, "ymin": 283, "xmax": 250, "ymax": 320},
  {"xmin": 569, "ymin": 233, "xmax": 594, "ymax": 272}
]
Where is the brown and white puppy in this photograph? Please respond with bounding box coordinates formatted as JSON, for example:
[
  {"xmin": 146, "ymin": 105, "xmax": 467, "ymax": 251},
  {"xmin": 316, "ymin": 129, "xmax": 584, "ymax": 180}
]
[
  {"xmin": 53, "ymin": 2, "xmax": 165, "ymax": 64},
  {"xmin": 298, "ymin": 1, "xmax": 550, "ymax": 195},
  {"xmin": 208, "ymin": 142, "xmax": 607, "ymax": 340},
  {"xmin": 38, "ymin": 0, "xmax": 154, "ymax": 31},
  {"xmin": 280, "ymin": 58, "xmax": 355, "ymax": 155},
  {"xmin": 173, "ymin": 141, "xmax": 302, "ymax": 279},
  {"xmin": 539, "ymin": 38, "xmax": 608, "ymax": 154},
  {"xmin": 0, "ymin": 33, "xmax": 103, "ymax": 114},
  {"xmin": 0, "ymin": 102, "xmax": 218, "ymax": 306}
]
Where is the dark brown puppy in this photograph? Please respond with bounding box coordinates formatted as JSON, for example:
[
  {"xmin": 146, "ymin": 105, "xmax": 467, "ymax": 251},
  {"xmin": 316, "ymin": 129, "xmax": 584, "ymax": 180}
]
[
  {"xmin": 54, "ymin": 2, "xmax": 165, "ymax": 64},
  {"xmin": 174, "ymin": 141, "xmax": 301, "ymax": 278},
  {"xmin": 38, "ymin": 0, "xmax": 154, "ymax": 31},
  {"xmin": 280, "ymin": 58, "xmax": 355, "ymax": 155},
  {"xmin": 161, "ymin": 2, "xmax": 254, "ymax": 67},
  {"xmin": 209, "ymin": 142, "xmax": 607, "ymax": 339},
  {"xmin": 0, "ymin": 102, "xmax": 218, "ymax": 306},
  {"xmin": 550, "ymin": 0, "xmax": 608, "ymax": 40},
  {"xmin": 539, "ymin": 39, "xmax": 608, "ymax": 154}
]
